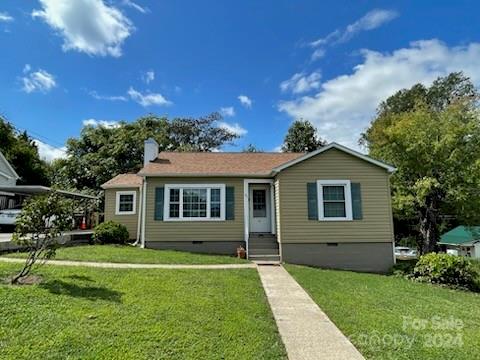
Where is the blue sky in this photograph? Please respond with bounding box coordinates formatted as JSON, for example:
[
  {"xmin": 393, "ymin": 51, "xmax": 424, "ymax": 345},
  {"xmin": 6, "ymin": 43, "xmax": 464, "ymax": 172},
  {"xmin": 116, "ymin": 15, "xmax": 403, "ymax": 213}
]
[{"xmin": 1, "ymin": 1, "xmax": 480, "ymax": 161}]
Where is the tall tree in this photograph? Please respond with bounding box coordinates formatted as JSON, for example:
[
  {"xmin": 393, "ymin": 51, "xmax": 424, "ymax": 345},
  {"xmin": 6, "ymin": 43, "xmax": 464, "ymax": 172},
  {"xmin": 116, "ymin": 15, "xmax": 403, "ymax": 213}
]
[
  {"xmin": 282, "ymin": 120, "xmax": 325, "ymax": 152},
  {"xmin": 362, "ymin": 73, "xmax": 480, "ymax": 253},
  {"xmin": 0, "ymin": 117, "xmax": 50, "ymax": 185},
  {"xmin": 242, "ymin": 144, "xmax": 263, "ymax": 152},
  {"xmin": 52, "ymin": 113, "xmax": 239, "ymax": 193}
]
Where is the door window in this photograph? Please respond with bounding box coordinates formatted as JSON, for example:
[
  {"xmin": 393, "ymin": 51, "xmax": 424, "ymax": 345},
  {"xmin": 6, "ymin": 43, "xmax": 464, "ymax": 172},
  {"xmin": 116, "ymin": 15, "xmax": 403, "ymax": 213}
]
[{"xmin": 252, "ymin": 189, "xmax": 266, "ymax": 217}]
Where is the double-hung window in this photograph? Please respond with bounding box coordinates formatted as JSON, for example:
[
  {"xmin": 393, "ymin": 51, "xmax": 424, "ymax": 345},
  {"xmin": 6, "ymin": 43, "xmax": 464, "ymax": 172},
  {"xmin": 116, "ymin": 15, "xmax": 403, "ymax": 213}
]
[
  {"xmin": 115, "ymin": 191, "xmax": 136, "ymax": 215},
  {"xmin": 317, "ymin": 180, "xmax": 352, "ymax": 221},
  {"xmin": 164, "ymin": 184, "xmax": 226, "ymax": 221}
]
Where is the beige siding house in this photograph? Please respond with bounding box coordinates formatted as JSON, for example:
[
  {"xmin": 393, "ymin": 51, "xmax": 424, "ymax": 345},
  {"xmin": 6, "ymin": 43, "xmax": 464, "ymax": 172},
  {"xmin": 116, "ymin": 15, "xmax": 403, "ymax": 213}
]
[{"xmin": 102, "ymin": 139, "xmax": 396, "ymax": 272}]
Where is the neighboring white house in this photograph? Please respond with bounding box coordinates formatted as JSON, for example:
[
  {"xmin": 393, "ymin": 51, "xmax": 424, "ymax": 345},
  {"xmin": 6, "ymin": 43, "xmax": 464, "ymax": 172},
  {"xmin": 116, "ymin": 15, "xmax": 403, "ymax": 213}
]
[
  {"xmin": 0, "ymin": 151, "xmax": 20, "ymax": 209},
  {"xmin": 0, "ymin": 151, "xmax": 19, "ymax": 187},
  {"xmin": 439, "ymin": 226, "xmax": 480, "ymax": 259}
]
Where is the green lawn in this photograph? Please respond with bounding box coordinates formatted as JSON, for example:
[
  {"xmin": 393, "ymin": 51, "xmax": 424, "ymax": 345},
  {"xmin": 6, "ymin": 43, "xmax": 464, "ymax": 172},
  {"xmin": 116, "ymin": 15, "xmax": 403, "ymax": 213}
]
[
  {"xmin": 3, "ymin": 244, "xmax": 247, "ymax": 264},
  {"xmin": 0, "ymin": 263, "xmax": 285, "ymax": 359},
  {"xmin": 286, "ymin": 264, "xmax": 480, "ymax": 360}
]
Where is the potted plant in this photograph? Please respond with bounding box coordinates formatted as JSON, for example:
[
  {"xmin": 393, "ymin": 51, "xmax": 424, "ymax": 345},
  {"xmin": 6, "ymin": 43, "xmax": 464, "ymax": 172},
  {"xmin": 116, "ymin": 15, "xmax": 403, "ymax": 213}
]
[{"xmin": 236, "ymin": 245, "xmax": 246, "ymax": 259}]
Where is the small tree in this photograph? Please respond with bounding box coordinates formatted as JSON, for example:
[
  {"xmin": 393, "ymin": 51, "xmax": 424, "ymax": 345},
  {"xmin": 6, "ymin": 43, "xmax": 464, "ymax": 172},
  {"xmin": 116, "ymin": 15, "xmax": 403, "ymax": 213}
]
[
  {"xmin": 282, "ymin": 119, "xmax": 326, "ymax": 152},
  {"xmin": 11, "ymin": 192, "xmax": 74, "ymax": 284}
]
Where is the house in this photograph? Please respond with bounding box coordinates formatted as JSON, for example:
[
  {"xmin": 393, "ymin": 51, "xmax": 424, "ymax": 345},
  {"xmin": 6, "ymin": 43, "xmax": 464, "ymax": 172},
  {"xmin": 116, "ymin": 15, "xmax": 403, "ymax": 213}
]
[
  {"xmin": 0, "ymin": 151, "xmax": 20, "ymax": 187},
  {"xmin": 101, "ymin": 138, "xmax": 396, "ymax": 272},
  {"xmin": 439, "ymin": 226, "xmax": 480, "ymax": 259},
  {"xmin": 0, "ymin": 151, "xmax": 21, "ymax": 209}
]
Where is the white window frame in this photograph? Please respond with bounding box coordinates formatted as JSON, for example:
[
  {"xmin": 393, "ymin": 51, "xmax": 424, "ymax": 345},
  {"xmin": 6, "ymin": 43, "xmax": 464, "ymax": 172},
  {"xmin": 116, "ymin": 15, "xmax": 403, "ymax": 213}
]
[
  {"xmin": 115, "ymin": 190, "xmax": 137, "ymax": 215},
  {"xmin": 317, "ymin": 180, "xmax": 352, "ymax": 221},
  {"xmin": 164, "ymin": 184, "xmax": 226, "ymax": 221}
]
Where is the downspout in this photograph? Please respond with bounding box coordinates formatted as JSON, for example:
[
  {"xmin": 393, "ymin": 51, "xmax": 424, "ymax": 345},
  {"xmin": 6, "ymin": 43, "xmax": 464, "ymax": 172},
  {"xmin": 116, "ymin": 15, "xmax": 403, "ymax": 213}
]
[
  {"xmin": 140, "ymin": 177, "xmax": 147, "ymax": 248},
  {"xmin": 133, "ymin": 183, "xmax": 143, "ymax": 246},
  {"xmin": 386, "ymin": 171, "xmax": 396, "ymax": 264}
]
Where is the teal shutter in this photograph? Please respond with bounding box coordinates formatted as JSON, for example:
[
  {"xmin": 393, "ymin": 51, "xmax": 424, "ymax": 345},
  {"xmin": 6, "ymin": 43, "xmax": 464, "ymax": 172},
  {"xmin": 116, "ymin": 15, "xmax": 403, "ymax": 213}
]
[
  {"xmin": 225, "ymin": 186, "xmax": 235, "ymax": 220},
  {"xmin": 351, "ymin": 183, "xmax": 363, "ymax": 220},
  {"xmin": 154, "ymin": 187, "xmax": 164, "ymax": 220},
  {"xmin": 307, "ymin": 183, "xmax": 318, "ymax": 220}
]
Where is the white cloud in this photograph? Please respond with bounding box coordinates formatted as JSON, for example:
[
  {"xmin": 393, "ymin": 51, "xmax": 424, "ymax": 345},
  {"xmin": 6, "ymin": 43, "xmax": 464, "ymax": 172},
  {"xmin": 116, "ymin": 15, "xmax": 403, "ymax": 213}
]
[
  {"xmin": 33, "ymin": 139, "xmax": 66, "ymax": 162},
  {"xmin": 310, "ymin": 9, "xmax": 398, "ymax": 61},
  {"xmin": 89, "ymin": 90, "xmax": 127, "ymax": 101},
  {"xmin": 128, "ymin": 87, "xmax": 171, "ymax": 107},
  {"xmin": 311, "ymin": 48, "xmax": 326, "ymax": 61},
  {"xmin": 238, "ymin": 95, "xmax": 252, "ymax": 108},
  {"xmin": 32, "ymin": 0, "xmax": 133, "ymax": 57},
  {"xmin": 0, "ymin": 12, "xmax": 14, "ymax": 22},
  {"xmin": 123, "ymin": 0, "xmax": 149, "ymax": 14},
  {"xmin": 280, "ymin": 71, "xmax": 321, "ymax": 94},
  {"xmin": 142, "ymin": 70, "xmax": 155, "ymax": 84},
  {"xmin": 217, "ymin": 121, "xmax": 247, "ymax": 136},
  {"xmin": 83, "ymin": 118, "xmax": 120, "ymax": 128},
  {"xmin": 279, "ymin": 40, "xmax": 480, "ymax": 150},
  {"xmin": 220, "ymin": 106, "xmax": 235, "ymax": 117},
  {"xmin": 21, "ymin": 65, "xmax": 57, "ymax": 93}
]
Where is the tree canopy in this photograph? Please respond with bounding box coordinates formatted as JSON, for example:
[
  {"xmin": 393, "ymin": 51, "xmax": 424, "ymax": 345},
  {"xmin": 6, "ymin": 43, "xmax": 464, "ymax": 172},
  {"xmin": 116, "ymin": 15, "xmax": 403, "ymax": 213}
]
[
  {"xmin": 0, "ymin": 117, "xmax": 50, "ymax": 186},
  {"xmin": 51, "ymin": 113, "xmax": 239, "ymax": 193},
  {"xmin": 362, "ymin": 72, "xmax": 480, "ymax": 253},
  {"xmin": 361, "ymin": 72, "xmax": 478, "ymax": 147},
  {"xmin": 282, "ymin": 120, "xmax": 325, "ymax": 152}
]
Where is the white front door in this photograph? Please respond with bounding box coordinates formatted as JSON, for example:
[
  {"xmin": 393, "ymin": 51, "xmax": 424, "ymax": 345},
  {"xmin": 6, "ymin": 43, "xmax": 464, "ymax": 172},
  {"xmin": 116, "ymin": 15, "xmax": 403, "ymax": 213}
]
[{"xmin": 249, "ymin": 185, "xmax": 271, "ymax": 233}]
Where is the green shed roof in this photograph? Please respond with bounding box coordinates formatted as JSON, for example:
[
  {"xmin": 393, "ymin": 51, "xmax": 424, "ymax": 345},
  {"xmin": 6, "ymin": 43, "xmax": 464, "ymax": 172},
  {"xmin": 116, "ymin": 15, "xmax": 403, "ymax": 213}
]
[{"xmin": 439, "ymin": 226, "xmax": 480, "ymax": 245}]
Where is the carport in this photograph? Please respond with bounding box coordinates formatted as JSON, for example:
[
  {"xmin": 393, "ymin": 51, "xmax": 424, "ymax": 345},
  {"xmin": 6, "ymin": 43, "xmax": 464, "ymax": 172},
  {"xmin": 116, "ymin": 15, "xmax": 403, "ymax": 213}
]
[{"xmin": 0, "ymin": 186, "xmax": 98, "ymax": 251}]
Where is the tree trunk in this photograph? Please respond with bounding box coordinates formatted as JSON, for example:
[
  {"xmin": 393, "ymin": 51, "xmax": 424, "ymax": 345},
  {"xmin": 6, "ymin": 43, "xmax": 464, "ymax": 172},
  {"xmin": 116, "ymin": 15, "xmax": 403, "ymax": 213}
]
[
  {"xmin": 10, "ymin": 251, "xmax": 36, "ymax": 284},
  {"xmin": 418, "ymin": 199, "xmax": 439, "ymax": 254}
]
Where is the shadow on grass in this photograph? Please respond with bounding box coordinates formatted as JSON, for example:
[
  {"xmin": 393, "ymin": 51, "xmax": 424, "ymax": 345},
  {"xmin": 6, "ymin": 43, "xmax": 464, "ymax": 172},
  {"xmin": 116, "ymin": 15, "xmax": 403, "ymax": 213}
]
[
  {"xmin": 40, "ymin": 280, "xmax": 123, "ymax": 303},
  {"xmin": 66, "ymin": 275, "xmax": 94, "ymax": 282}
]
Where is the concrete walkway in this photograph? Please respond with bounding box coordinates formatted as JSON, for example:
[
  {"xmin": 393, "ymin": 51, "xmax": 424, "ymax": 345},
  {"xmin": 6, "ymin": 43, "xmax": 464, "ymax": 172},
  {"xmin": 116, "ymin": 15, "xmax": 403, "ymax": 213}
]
[
  {"xmin": 0, "ymin": 257, "xmax": 256, "ymax": 269},
  {"xmin": 257, "ymin": 265, "xmax": 364, "ymax": 360}
]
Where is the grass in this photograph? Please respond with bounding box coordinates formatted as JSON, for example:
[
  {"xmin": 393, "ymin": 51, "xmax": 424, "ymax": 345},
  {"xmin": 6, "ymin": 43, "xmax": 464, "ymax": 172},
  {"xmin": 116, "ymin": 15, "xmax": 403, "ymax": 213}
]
[
  {"xmin": 3, "ymin": 244, "xmax": 248, "ymax": 264},
  {"xmin": 0, "ymin": 263, "xmax": 285, "ymax": 359},
  {"xmin": 285, "ymin": 264, "xmax": 480, "ymax": 360}
]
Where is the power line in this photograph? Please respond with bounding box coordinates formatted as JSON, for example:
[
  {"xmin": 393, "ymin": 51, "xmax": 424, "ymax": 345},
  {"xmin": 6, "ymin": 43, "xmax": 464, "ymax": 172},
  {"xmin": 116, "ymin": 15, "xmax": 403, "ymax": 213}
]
[{"xmin": 5, "ymin": 120, "xmax": 67, "ymax": 152}]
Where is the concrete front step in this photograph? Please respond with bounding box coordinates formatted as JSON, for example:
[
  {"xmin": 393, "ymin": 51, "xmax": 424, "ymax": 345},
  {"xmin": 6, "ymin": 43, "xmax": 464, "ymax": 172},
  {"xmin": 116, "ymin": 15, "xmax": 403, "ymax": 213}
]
[
  {"xmin": 249, "ymin": 248, "xmax": 280, "ymax": 255},
  {"xmin": 249, "ymin": 254, "xmax": 281, "ymax": 262},
  {"xmin": 252, "ymin": 260, "xmax": 281, "ymax": 265}
]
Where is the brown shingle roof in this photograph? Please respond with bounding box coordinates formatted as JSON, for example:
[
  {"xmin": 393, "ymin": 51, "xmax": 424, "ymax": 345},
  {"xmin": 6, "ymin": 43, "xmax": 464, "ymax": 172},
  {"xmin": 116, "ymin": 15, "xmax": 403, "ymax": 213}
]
[
  {"xmin": 138, "ymin": 152, "xmax": 305, "ymax": 177},
  {"xmin": 101, "ymin": 174, "xmax": 143, "ymax": 189}
]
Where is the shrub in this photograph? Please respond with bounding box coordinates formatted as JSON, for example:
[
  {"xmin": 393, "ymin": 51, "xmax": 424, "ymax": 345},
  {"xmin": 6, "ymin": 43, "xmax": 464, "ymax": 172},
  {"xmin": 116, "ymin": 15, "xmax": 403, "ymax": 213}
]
[
  {"xmin": 93, "ymin": 221, "xmax": 129, "ymax": 245},
  {"xmin": 390, "ymin": 259, "xmax": 417, "ymax": 276},
  {"xmin": 412, "ymin": 253, "xmax": 478, "ymax": 291}
]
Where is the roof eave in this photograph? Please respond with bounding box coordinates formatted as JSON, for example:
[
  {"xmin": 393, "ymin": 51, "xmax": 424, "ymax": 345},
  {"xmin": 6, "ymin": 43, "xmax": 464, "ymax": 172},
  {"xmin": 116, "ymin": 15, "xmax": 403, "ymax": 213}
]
[
  {"xmin": 138, "ymin": 172, "xmax": 274, "ymax": 178},
  {"xmin": 101, "ymin": 184, "xmax": 142, "ymax": 189}
]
